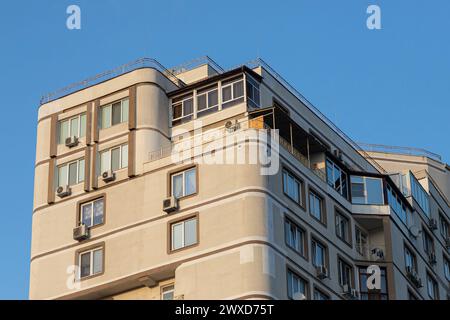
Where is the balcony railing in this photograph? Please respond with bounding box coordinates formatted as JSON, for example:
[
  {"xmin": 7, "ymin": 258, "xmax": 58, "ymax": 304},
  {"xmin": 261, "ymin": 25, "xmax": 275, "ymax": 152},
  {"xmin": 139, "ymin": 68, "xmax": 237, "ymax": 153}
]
[
  {"xmin": 356, "ymin": 245, "xmax": 386, "ymax": 262},
  {"xmin": 356, "ymin": 142, "xmax": 442, "ymax": 162}
]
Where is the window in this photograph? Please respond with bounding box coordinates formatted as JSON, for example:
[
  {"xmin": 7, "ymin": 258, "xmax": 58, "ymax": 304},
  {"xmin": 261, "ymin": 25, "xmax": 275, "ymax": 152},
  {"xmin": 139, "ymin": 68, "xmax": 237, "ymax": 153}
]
[
  {"xmin": 386, "ymin": 184, "xmax": 412, "ymax": 225},
  {"xmin": 404, "ymin": 246, "xmax": 417, "ymax": 272},
  {"xmin": 426, "ymin": 274, "xmax": 438, "ymax": 300},
  {"xmin": 423, "ymin": 229, "xmax": 434, "ymax": 255},
  {"xmin": 311, "ymin": 239, "xmax": 326, "ymax": 268},
  {"xmin": 57, "ymin": 159, "xmax": 84, "ymax": 187},
  {"xmin": 171, "ymin": 167, "xmax": 197, "ymax": 199},
  {"xmin": 78, "ymin": 246, "xmax": 103, "ymax": 279},
  {"xmin": 172, "ymin": 94, "xmax": 193, "ymax": 126},
  {"xmin": 410, "ymin": 173, "xmax": 430, "ymax": 217},
  {"xmin": 444, "ymin": 257, "xmax": 450, "ymax": 281},
  {"xmin": 246, "ymin": 76, "xmax": 260, "ymax": 107},
  {"xmin": 100, "ymin": 98, "xmax": 129, "ymax": 129},
  {"xmin": 355, "ymin": 228, "xmax": 368, "ymax": 256},
  {"xmin": 170, "ymin": 217, "xmax": 198, "ymax": 251},
  {"xmin": 282, "ymin": 169, "xmax": 302, "ymax": 204},
  {"xmin": 440, "ymin": 213, "xmax": 449, "ymax": 239},
  {"xmin": 338, "ymin": 258, "xmax": 353, "ymax": 287},
  {"xmin": 161, "ymin": 284, "xmax": 174, "ymax": 300},
  {"xmin": 358, "ymin": 267, "xmax": 388, "ymax": 300},
  {"xmin": 221, "ymin": 77, "xmax": 244, "ymax": 108},
  {"xmin": 80, "ymin": 197, "xmax": 104, "ymax": 228},
  {"xmin": 313, "ymin": 289, "xmax": 329, "ymax": 300},
  {"xmin": 197, "ymin": 86, "xmax": 218, "ymax": 117},
  {"xmin": 284, "ymin": 219, "xmax": 306, "ymax": 256},
  {"xmin": 326, "ymin": 159, "xmax": 348, "ymax": 199},
  {"xmin": 287, "ymin": 270, "xmax": 307, "ymax": 299},
  {"xmin": 100, "ymin": 144, "xmax": 128, "ymax": 173},
  {"xmin": 58, "ymin": 113, "xmax": 86, "ymax": 144},
  {"xmin": 335, "ymin": 211, "xmax": 351, "ymax": 244},
  {"xmin": 309, "ymin": 190, "xmax": 325, "ymax": 223},
  {"xmin": 350, "ymin": 176, "xmax": 384, "ymax": 205}
]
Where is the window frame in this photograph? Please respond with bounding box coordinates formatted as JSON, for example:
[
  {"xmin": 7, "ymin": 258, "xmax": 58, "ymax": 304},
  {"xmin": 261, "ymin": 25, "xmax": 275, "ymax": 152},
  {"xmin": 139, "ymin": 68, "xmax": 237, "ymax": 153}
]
[
  {"xmin": 326, "ymin": 158, "xmax": 349, "ymax": 199},
  {"xmin": 99, "ymin": 98, "xmax": 129, "ymax": 129},
  {"xmin": 99, "ymin": 144, "xmax": 128, "ymax": 174},
  {"xmin": 168, "ymin": 214, "xmax": 199, "ymax": 253},
  {"xmin": 246, "ymin": 75, "xmax": 260, "ymax": 107},
  {"xmin": 161, "ymin": 284, "xmax": 175, "ymax": 300},
  {"xmin": 337, "ymin": 257, "xmax": 354, "ymax": 288},
  {"xmin": 404, "ymin": 245, "xmax": 417, "ymax": 273},
  {"xmin": 169, "ymin": 166, "xmax": 198, "ymax": 200},
  {"xmin": 57, "ymin": 158, "xmax": 85, "ymax": 188},
  {"xmin": 78, "ymin": 195, "xmax": 105, "ymax": 229},
  {"xmin": 196, "ymin": 85, "xmax": 219, "ymax": 117},
  {"xmin": 422, "ymin": 228, "xmax": 434, "ymax": 255},
  {"xmin": 171, "ymin": 94, "xmax": 194, "ymax": 125},
  {"xmin": 308, "ymin": 187, "xmax": 326, "ymax": 225},
  {"xmin": 58, "ymin": 113, "xmax": 87, "ymax": 144},
  {"xmin": 439, "ymin": 212, "xmax": 449, "ymax": 239},
  {"xmin": 355, "ymin": 227, "xmax": 368, "ymax": 257},
  {"xmin": 426, "ymin": 273, "xmax": 438, "ymax": 300},
  {"xmin": 221, "ymin": 77, "xmax": 244, "ymax": 105},
  {"xmin": 335, "ymin": 209, "xmax": 352, "ymax": 246},
  {"xmin": 286, "ymin": 268, "xmax": 309, "ymax": 300},
  {"xmin": 284, "ymin": 217, "xmax": 307, "ymax": 258},
  {"xmin": 313, "ymin": 287, "xmax": 330, "ymax": 300},
  {"xmin": 76, "ymin": 244, "xmax": 105, "ymax": 280},
  {"xmin": 311, "ymin": 237, "xmax": 328, "ymax": 269},
  {"xmin": 282, "ymin": 168, "xmax": 305, "ymax": 208}
]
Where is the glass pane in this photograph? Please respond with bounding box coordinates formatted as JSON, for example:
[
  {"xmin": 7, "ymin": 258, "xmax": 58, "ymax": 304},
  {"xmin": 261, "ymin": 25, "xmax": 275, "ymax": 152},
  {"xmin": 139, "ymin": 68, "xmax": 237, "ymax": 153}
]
[
  {"xmin": 183, "ymin": 99, "xmax": 193, "ymax": 116},
  {"xmin": 81, "ymin": 203, "xmax": 92, "ymax": 227},
  {"xmin": 121, "ymin": 99, "xmax": 129, "ymax": 122},
  {"xmin": 366, "ymin": 178, "xmax": 383, "ymax": 204},
  {"xmin": 78, "ymin": 159, "xmax": 85, "ymax": 183},
  {"xmin": 112, "ymin": 102, "xmax": 122, "ymax": 125},
  {"xmin": 222, "ymin": 86, "xmax": 232, "ymax": 102},
  {"xmin": 184, "ymin": 219, "xmax": 197, "ymax": 247},
  {"xmin": 185, "ymin": 168, "xmax": 196, "ymax": 196},
  {"xmin": 80, "ymin": 252, "xmax": 91, "ymax": 278},
  {"xmin": 100, "ymin": 150, "xmax": 110, "ymax": 173},
  {"xmin": 79, "ymin": 114, "xmax": 86, "ymax": 137},
  {"xmin": 59, "ymin": 120, "xmax": 69, "ymax": 144},
  {"xmin": 70, "ymin": 117, "xmax": 79, "ymax": 137},
  {"xmin": 172, "ymin": 223, "xmax": 183, "ymax": 250},
  {"xmin": 162, "ymin": 285, "xmax": 174, "ymax": 300},
  {"xmin": 58, "ymin": 165, "xmax": 68, "ymax": 187},
  {"xmin": 121, "ymin": 145, "xmax": 128, "ymax": 169},
  {"xmin": 93, "ymin": 199, "xmax": 104, "ymax": 225},
  {"xmin": 208, "ymin": 90, "xmax": 218, "ymax": 107},
  {"xmin": 173, "ymin": 103, "xmax": 182, "ymax": 119},
  {"xmin": 111, "ymin": 148, "xmax": 120, "ymax": 171},
  {"xmin": 101, "ymin": 105, "xmax": 111, "ymax": 129},
  {"xmin": 233, "ymin": 81, "xmax": 244, "ymax": 98},
  {"xmin": 68, "ymin": 162, "xmax": 78, "ymax": 185},
  {"xmin": 334, "ymin": 166, "xmax": 341, "ymax": 191},
  {"xmin": 197, "ymin": 94, "xmax": 207, "ymax": 111},
  {"xmin": 172, "ymin": 174, "xmax": 183, "ymax": 198},
  {"xmin": 93, "ymin": 249, "xmax": 103, "ymax": 274}
]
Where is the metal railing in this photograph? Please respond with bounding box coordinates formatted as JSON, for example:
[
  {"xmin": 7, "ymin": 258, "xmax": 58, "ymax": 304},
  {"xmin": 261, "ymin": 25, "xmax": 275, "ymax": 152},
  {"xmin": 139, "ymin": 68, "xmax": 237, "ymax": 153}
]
[
  {"xmin": 356, "ymin": 142, "xmax": 442, "ymax": 162},
  {"xmin": 40, "ymin": 57, "xmax": 184, "ymax": 105}
]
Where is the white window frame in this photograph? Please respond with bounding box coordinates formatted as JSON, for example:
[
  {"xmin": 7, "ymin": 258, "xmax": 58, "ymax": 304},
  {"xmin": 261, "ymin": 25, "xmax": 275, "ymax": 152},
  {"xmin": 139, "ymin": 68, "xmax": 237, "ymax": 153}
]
[
  {"xmin": 171, "ymin": 95, "xmax": 194, "ymax": 123},
  {"xmin": 80, "ymin": 197, "xmax": 104, "ymax": 228},
  {"xmin": 161, "ymin": 284, "xmax": 175, "ymax": 300},
  {"xmin": 100, "ymin": 98, "xmax": 129, "ymax": 129},
  {"xmin": 221, "ymin": 78, "xmax": 244, "ymax": 104},
  {"xmin": 196, "ymin": 87, "xmax": 219, "ymax": 115},
  {"xmin": 246, "ymin": 75, "xmax": 260, "ymax": 106},
  {"xmin": 287, "ymin": 270, "xmax": 307, "ymax": 299},
  {"xmin": 283, "ymin": 169, "xmax": 302, "ymax": 204},
  {"xmin": 57, "ymin": 158, "xmax": 84, "ymax": 187},
  {"xmin": 99, "ymin": 144, "xmax": 128, "ymax": 173},
  {"xmin": 78, "ymin": 247, "xmax": 103, "ymax": 279},
  {"xmin": 58, "ymin": 113, "xmax": 86, "ymax": 144},
  {"xmin": 171, "ymin": 167, "xmax": 197, "ymax": 199},
  {"xmin": 171, "ymin": 217, "xmax": 198, "ymax": 251},
  {"xmin": 326, "ymin": 159, "xmax": 348, "ymax": 198}
]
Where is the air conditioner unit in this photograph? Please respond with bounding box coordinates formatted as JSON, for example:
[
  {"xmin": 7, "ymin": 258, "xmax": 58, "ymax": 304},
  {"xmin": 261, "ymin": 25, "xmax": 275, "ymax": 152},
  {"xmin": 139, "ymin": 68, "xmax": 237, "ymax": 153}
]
[
  {"xmin": 65, "ymin": 136, "xmax": 79, "ymax": 148},
  {"xmin": 292, "ymin": 292, "xmax": 306, "ymax": 300},
  {"xmin": 225, "ymin": 120, "xmax": 239, "ymax": 132},
  {"xmin": 428, "ymin": 251, "xmax": 437, "ymax": 264},
  {"xmin": 428, "ymin": 218, "xmax": 438, "ymax": 230},
  {"xmin": 316, "ymin": 265, "xmax": 328, "ymax": 280},
  {"xmin": 56, "ymin": 185, "xmax": 71, "ymax": 198},
  {"xmin": 102, "ymin": 170, "xmax": 115, "ymax": 183},
  {"xmin": 163, "ymin": 196, "xmax": 178, "ymax": 213},
  {"xmin": 73, "ymin": 224, "xmax": 89, "ymax": 241}
]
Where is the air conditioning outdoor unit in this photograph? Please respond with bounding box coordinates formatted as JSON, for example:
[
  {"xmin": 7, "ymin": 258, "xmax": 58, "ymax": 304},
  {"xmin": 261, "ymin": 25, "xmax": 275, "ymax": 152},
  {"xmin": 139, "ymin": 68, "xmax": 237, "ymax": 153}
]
[
  {"xmin": 428, "ymin": 251, "xmax": 437, "ymax": 264},
  {"xmin": 292, "ymin": 292, "xmax": 306, "ymax": 300},
  {"xmin": 428, "ymin": 218, "xmax": 438, "ymax": 230},
  {"xmin": 225, "ymin": 120, "xmax": 239, "ymax": 133},
  {"xmin": 56, "ymin": 185, "xmax": 71, "ymax": 198},
  {"xmin": 65, "ymin": 136, "xmax": 79, "ymax": 148},
  {"xmin": 73, "ymin": 224, "xmax": 89, "ymax": 241},
  {"xmin": 316, "ymin": 265, "xmax": 328, "ymax": 280},
  {"xmin": 102, "ymin": 170, "xmax": 115, "ymax": 183},
  {"xmin": 163, "ymin": 196, "xmax": 178, "ymax": 213}
]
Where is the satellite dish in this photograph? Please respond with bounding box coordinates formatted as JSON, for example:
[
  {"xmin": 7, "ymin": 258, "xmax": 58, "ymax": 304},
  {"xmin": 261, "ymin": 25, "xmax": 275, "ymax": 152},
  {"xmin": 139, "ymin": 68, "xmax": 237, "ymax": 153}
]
[
  {"xmin": 409, "ymin": 225, "xmax": 420, "ymax": 238},
  {"xmin": 292, "ymin": 292, "xmax": 306, "ymax": 300}
]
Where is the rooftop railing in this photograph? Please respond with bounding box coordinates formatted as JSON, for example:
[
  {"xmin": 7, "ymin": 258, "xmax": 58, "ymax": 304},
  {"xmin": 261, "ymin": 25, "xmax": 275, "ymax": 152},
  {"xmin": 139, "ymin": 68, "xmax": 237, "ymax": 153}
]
[
  {"xmin": 168, "ymin": 56, "xmax": 225, "ymax": 76},
  {"xmin": 356, "ymin": 142, "xmax": 442, "ymax": 162},
  {"xmin": 39, "ymin": 57, "xmax": 184, "ymax": 105}
]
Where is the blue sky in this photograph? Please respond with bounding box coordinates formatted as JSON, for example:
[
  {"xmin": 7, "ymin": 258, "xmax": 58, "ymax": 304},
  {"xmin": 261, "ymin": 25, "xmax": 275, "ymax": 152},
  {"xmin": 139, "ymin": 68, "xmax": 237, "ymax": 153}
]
[{"xmin": 0, "ymin": 0, "xmax": 448, "ymax": 299}]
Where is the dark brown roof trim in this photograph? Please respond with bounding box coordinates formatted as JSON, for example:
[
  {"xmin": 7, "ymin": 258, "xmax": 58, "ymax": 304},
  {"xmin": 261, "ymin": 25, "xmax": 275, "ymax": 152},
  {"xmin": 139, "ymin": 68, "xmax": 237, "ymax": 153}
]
[{"xmin": 168, "ymin": 66, "xmax": 262, "ymax": 98}]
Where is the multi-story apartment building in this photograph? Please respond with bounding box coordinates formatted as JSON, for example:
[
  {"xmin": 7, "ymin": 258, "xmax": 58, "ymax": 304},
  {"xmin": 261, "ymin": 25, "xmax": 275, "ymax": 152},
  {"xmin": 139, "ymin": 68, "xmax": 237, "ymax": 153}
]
[{"xmin": 30, "ymin": 57, "xmax": 450, "ymax": 300}]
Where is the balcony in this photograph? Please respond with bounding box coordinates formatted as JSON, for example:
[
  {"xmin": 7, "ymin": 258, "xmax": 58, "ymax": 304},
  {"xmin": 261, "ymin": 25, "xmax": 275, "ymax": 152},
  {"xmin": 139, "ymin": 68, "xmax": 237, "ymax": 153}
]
[{"xmin": 249, "ymin": 106, "xmax": 328, "ymax": 182}]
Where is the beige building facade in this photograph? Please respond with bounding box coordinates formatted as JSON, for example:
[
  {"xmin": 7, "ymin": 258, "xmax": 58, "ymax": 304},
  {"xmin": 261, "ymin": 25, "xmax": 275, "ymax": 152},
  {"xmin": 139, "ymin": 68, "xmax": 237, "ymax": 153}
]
[{"xmin": 30, "ymin": 57, "xmax": 450, "ymax": 300}]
